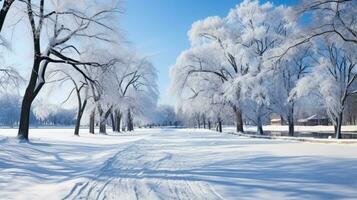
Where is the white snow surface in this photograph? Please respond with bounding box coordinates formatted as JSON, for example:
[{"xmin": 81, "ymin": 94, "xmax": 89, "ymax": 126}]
[
  {"xmin": 1, "ymin": 128, "xmax": 357, "ymax": 200},
  {"xmin": 226, "ymin": 125, "xmax": 357, "ymax": 133}
]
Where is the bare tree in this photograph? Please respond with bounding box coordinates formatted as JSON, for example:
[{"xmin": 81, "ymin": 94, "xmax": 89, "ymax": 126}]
[
  {"xmin": 279, "ymin": 0, "xmax": 356, "ymax": 59},
  {"xmin": 0, "ymin": 67, "xmax": 23, "ymax": 91},
  {"xmin": 299, "ymin": 0, "xmax": 356, "ymax": 44},
  {"xmin": 49, "ymin": 69, "xmax": 90, "ymax": 136},
  {"xmin": 325, "ymin": 44, "xmax": 356, "ymax": 138},
  {"xmin": 0, "ymin": 1, "xmax": 22, "ymax": 94},
  {"xmin": 109, "ymin": 55, "xmax": 158, "ymax": 133},
  {"xmin": 17, "ymin": 0, "xmax": 119, "ymax": 141},
  {"xmin": 85, "ymin": 57, "xmax": 117, "ymax": 134},
  {"xmin": 71, "ymin": 79, "xmax": 89, "ymax": 136}
]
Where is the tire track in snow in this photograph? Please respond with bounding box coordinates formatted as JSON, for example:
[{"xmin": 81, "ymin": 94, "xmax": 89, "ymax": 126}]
[{"xmin": 63, "ymin": 135, "xmax": 223, "ymax": 200}]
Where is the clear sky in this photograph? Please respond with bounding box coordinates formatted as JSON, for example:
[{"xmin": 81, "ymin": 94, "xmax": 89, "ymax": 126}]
[{"xmin": 122, "ymin": 0, "xmax": 298, "ymax": 105}]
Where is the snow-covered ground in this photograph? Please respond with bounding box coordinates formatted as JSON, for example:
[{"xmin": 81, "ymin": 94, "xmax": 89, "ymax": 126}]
[
  {"xmin": 225, "ymin": 125, "xmax": 357, "ymax": 133},
  {"xmin": 1, "ymin": 128, "xmax": 357, "ymax": 200}
]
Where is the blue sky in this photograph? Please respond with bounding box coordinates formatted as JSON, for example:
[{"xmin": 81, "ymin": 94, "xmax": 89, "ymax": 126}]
[{"xmin": 122, "ymin": 0, "xmax": 298, "ymax": 105}]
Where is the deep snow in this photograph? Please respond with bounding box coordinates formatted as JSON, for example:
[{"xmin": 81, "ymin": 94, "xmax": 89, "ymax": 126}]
[{"xmin": 1, "ymin": 128, "xmax": 357, "ymax": 200}]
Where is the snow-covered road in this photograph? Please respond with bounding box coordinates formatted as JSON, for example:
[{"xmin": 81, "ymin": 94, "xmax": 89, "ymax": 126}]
[{"xmin": 1, "ymin": 128, "xmax": 357, "ymax": 199}]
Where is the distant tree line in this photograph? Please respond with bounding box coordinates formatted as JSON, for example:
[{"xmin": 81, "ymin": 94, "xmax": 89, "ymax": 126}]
[{"xmin": 0, "ymin": 95, "xmax": 75, "ymax": 127}]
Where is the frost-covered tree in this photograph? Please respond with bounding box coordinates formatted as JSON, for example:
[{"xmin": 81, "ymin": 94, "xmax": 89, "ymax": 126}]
[
  {"xmin": 0, "ymin": 0, "xmax": 22, "ymax": 94},
  {"xmin": 269, "ymin": 45, "xmax": 313, "ymax": 136},
  {"xmin": 299, "ymin": 0, "xmax": 357, "ymax": 45},
  {"xmin": 84, "ymin": 48, "xmax": 157, "ymax": 134},
  {"xmin": 187, "ymin": 14, "xmax": 246, "ymax": 132},
  {"xmin": 17, "ymin": 0, "xmax": 120, "ymax": 140},
  {"xmin": 70, "ymin": 78, "xmax": 89, "ymax": 136},
  {"xmin": 171, "ymin": 0, "xmax": 296, "ymax": 134},
  {"xmin": 114, "ymin": 55, "xmax": 158, "ymax": 131},
  {"xmin": 291, "ymin": 38, "xmax": 356, "ymax": 139},
  {"xmin": 169, "ymin": 43, "xmax": 226, "ymax": 129},
  {"xmin": 46, "ymin": 67, "xmax": 91, "ymax": 136},
  {"xmin": 79, "ymin": 48, "xmax": 118, "ymax": 134},
  {"xmin": 280, "ymin": 0, "xmax": 356, "ymax": 58},
  {"xmin": 228, "ymin": 0, "xmax": 296, "ymax": 134},
  {"xmin": 0, "ymin": 67, "xmax": 23, "ymax": 92}
]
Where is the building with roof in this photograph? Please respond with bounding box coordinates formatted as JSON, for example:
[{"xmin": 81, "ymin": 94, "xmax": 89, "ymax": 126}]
[{"xmin": 297, "ymin": 115, "xmax": 330, "ymax": 126}]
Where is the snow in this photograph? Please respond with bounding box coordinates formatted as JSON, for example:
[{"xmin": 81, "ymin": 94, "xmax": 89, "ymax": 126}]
[
  {"xmin": 1, "ymin": 128, "xmax": 357, "ymax": 199},
  {"xmin": 237, "ymin": 125, "xmax": 357, "ymax": 133}
]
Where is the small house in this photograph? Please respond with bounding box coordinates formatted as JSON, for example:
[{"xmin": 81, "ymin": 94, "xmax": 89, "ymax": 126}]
[
  {"xmin": 270, "ymin": 113, "xmax": 283, "ymax": 125},
  {"xmin": 297, "ymin": 115, "xmax": 329, "ymax": 126}
]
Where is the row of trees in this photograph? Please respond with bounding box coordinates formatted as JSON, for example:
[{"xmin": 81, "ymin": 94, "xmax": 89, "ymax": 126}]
[
  {"xmin": 0, "ymin": 94, "xmax": 77, "ymax": 127},
  {"xmin": 170, "ymin": 0, "xmax": 356, "ymax": 139},
  {"xmin": 0, "ymin": 0, "xmax": 159, "ymax": 140}
]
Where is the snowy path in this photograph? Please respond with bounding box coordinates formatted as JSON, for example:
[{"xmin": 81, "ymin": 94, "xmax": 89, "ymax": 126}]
[
  {"xmin": 63, "ymin": 130, "xmax": 224, "ymax": 200},
  {"xmin": 1, "ymin": 128, "xmax": 357, "ymax": 199}
]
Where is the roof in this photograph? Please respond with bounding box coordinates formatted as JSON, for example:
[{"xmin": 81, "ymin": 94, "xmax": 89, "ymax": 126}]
[{"xmin": 298, "ymin": 115, "xmax": 328, "ymax": 123}]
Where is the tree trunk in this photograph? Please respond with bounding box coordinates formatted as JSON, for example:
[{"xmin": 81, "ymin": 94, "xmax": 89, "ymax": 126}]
[
  {"xmin": 287, "ymin": 104, "xmax": 295, "ymax": 136},
  {"xmin": 110, "ymin": 112, "xmax": 115, "ymax": 132},
  {"xmin": 218, "ymin": 119, "xmax": 222, "ymax": 133},
  {"xmin": 17, "ymin": 57, "xmax": 44, "ymax": 141},
  {"xmin": 257, "ymin": 125, "xmax": 263, "ymax": 135},
  {"xmin": 288, "ymin": 121, "xmax": 294, "ymax": 137},
  {"xmin": 74, "ymin": 100, "xmax": 87, "ymax": 136},
  {"xmin": 17, "ymin": 7, "xmax": 47, "ymax": 141},
  {"xmin": 336, "ymin": 112, "xmax": 343, "ymax": 139},
  {"xmin": 99, "ymin": 108, "xmax": 111, "ymax": 134},
  {"xmin": 99, "ymin": 119, "xmax": 106, "ymax": 134},
  {"xmin": 233, "ymin": 106, "xmax": 244, "ymax": 133},
  {"xmin": 127, "ymin": 109, "xmax": 134, "ymax": 131},
  {"xmin": 74, "ymin": 115, "xmax": 81, "ymax": 136},
  {"xmin": 208, "ymin": 120, "xmax": 211, "ymax": 130},
  {"xmin": 89, "ymin": 110, "xmax": 95, "ymax": 134},
  {"xmin": 0, "ymin": 0, "xmax": 15, "ymax": 32},
  {"xmin": 74, "ymin": 107, "xmax": 82, "ymax": 136},
  {"xmin": 98, "ymin": 106, "xmax": 112, "ymax": 134},
  {"xmin": 203, "ymin": 115, "xmax": 206, "ymax": 129},
  {"xmin": 257, "ymin": 116, "xmax": 264, "ymax": 135},
  {"xmin": 115, "ymin": 111, "xmax": 121, "ymax": 132},
  {"xmin": 197, "ymin": 116, "xmax": 201, "ymax": 129},
  {"xmin": 17, "ymin": 97, "xmax": 32, "ymax": 141}
]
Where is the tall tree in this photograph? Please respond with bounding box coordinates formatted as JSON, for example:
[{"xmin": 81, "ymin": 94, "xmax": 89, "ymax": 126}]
[
  {"xmin": 17, "ymin": 0, "xmax": 119, "ymax": 140},
  {"xmin": 171, "ymin": 0, "xmax": 296, "ymax": 134},
  {"xmin": 292, "ymin": 39, "xmax": 356, "ymax": 139},
  {"xmin": 270, "ymin": 45, "xmax": 313, "ymax": 136}
]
